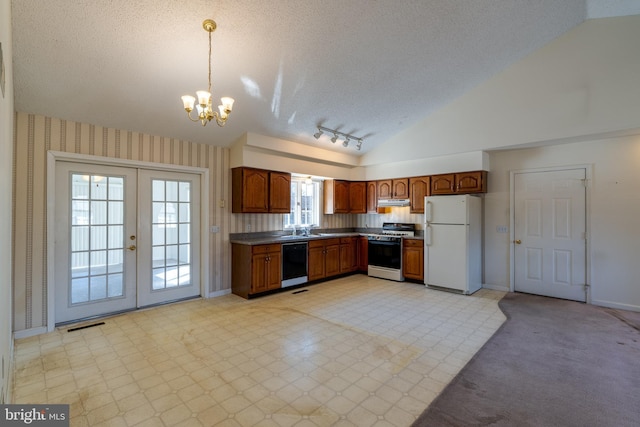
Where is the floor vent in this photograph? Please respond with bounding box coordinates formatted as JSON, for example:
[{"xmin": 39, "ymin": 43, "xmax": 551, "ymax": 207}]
[
  {"xmin": 67, "ymin": 322, "xmax": 105, "ymax": 332},
  {"xmin": 292, "ymin": 289, "xmax": 308, "ymax": 294}
]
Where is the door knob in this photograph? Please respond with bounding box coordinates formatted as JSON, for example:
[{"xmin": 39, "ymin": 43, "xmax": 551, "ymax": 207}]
[
  {"xmin": 514, "ymin": 239, "xmax": 522, "ymax": 244},
  {"xmin": 127, "ymin": 245, "xmax": 137, "ymax": 251}
]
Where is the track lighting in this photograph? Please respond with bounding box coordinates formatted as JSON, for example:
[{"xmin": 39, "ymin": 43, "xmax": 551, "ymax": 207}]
[{"xmin": 313, "ymin": 126, "xmax": 365, "ymax": 150}]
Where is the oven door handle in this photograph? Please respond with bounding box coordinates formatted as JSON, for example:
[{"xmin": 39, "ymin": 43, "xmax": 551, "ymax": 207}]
[{"xmin": 425, "ymin": 225, "xmax": 432, "ymax": 246}]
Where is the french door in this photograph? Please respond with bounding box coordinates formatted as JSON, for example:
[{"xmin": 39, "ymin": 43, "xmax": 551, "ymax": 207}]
[{"xmin": 54, "ymin": 162, "xmax": 201, "ymax": 324}]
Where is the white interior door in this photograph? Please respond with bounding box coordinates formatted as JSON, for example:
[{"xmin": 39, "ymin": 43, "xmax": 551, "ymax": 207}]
[
  {"xmin": 513, "ymin": 168, "xmax": 587, "ymax": 302},
  {"xmin": 55, "ymin": 162, "xmax": 202, "ymax": 324},
  {"xmin": 55, "ymin": 163, "xmax": 138, "ymax": 323}
]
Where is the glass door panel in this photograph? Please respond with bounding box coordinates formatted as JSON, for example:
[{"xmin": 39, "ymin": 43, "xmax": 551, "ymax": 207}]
[
  {"xmin": 137, "ymin": 170, "xmax": 200, "ymax": 306},
  {"xmin": 55, "ymin": 163, "xmax": 137, "ymax": 324}
]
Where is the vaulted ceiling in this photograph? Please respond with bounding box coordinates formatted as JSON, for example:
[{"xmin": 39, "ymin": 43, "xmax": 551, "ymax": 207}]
[{"xmin": 10, "ymin": 0, "xmax": 638, "ymax": 155}]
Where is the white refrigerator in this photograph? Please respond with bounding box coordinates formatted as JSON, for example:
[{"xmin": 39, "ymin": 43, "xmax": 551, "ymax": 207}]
[{"xmin": 423, "ymin": 194, "xmax": 482, "ymax": 294}]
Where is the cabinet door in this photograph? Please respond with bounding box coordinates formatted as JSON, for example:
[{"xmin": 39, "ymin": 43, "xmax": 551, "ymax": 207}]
[
  {"xmin": 339, "ymin": 238, "xmax": 358, "ymax": 273},
  {"xmin": 431, "ymin": 173, "xmax": 455, "ymax": 195},
  {"xmin": 233, "ymin": 168, "xmax": 269, "ymax": 213},
  {"xmin": 366, "ymin": 181, "xmax": 378, "ymax": 213},
  {"xmin": 266, "ymin": 250, "xmax": 282, "ymax": 290},
  {"xmin": 377, "ymin": 180, "xmax": 392, "ymax": 199},
  {"xmin": 308, "ymin": 244, "xmax": 325, "ymax": 281},
  {"xmin": 358, "ymin": 236, "xmax": 368, "ymax": 271},
  {"xmin": 334, "ymin": 180, "xmax": 350, "ymax": 213},
  {"xmin": 349, "ymin": 182, "xmax": 366, "ymax": 213},
  {"xmin": 409, "ymin": 176, "xmax": 430, "ymax": 213},
  {"xmin": 402, "ymin": 240, "xmax": 424, "ymax": 281},
  {"xmin": 251, "ymin": 252, "xmax": 270, "ymax": 293},
  {"xmin": 269, "ymin": 172, "xmax": 291, "ymax": 213},
  {"xmin": 324, "ymin": 243, "xmax": 341, "ymax": 277},
  {"xmin": 392, "ymin": 179, "xmax": 409, "ymax": 199},
  {"xmin": 456, "ymin": 171, "xmax": 487, "ymax": 193}
]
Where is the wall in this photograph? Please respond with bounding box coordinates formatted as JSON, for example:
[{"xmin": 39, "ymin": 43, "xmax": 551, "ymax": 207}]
[
  {"xmin": 13, "ymin": 113, "xmax": 234, "ymax": 334},
  {"xmin": 362, "ymin": 15, "xmax": 640, "ymax": 166},
  {"xmin": 485, "ymin": 134, "xmax": 640, "ymax": 311},
  {"xmin": 1, "ymin": 0, "xmax": 14, "ymax": 403}
]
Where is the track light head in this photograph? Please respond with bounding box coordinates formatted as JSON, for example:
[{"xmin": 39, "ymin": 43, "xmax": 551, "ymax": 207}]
[
  {"xmin": 356, "ymin": 139, "xmax": 363, "ymax": 151},
  {"xmin": 313, "ymin": 129, "xmax": 323, "ymax": 139},
  {"xmin": 343, "ymin": 137, "xmax": 349, "ymax": 147},
  {"xmin": 331, "ymin": 133, "xmax": 338, "ymax": 143}
]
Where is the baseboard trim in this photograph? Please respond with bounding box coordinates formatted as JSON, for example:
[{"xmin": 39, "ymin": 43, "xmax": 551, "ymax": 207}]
[
  {"xmin": 591, "ymin": 299, "xmax": 640, "ymax": 312},
  {"xmin": 207, "ymin": 289, "xmax": 231, "ymax": 298},
  {"xmin": 13, "ymin": 326, "xmax": 48, "ymax": 340},
  {"xmin": 482, "ymin": 284, "xmax": 510, "ymax": 292}
]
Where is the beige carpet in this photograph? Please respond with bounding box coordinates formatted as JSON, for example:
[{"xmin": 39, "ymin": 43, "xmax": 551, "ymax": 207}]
[{"xmin": 413, "ymin": 292, "xmax": 640, "ymax": 427}]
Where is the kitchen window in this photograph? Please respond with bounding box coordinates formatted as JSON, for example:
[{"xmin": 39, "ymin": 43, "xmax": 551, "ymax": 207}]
[{"xmin": 284, "ymin": 176, "xmax": 321, "ymax": 229}]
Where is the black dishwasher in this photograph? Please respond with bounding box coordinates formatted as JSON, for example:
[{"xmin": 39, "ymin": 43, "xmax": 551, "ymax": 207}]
[{"xmin": 282, "ymin": 242, "xmax": 308, "ymax": 287}]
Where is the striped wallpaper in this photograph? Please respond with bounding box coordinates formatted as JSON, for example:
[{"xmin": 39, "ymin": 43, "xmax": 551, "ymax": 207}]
[{"xmin": 12, "ymin": 113, "xmax": 363, "ymax": 333}]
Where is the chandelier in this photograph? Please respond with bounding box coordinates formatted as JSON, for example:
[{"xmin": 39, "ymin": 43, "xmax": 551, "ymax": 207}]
[
  {"xmin": 181, "ymin": 19, "xmax": 234, "ymax": 127},
  {"xmin": 313, "ymin": 126, "xmax": 364, "ymax": 150}
]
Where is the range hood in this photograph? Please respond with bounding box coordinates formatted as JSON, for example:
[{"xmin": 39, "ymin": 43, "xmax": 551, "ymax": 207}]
[{"xmin": 377, "ymin": 198, "xmax": 410, "ymax": 207}]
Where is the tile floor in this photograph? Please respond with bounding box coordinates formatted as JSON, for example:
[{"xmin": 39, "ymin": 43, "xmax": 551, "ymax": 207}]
[{"xmin": 12, "ymin": 275, "xmax": 506, "ymax": 426}]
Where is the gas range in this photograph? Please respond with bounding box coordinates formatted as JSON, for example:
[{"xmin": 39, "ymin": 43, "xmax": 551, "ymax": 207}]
[
  {"xmin": 367, "ymin": 223, "xmax": 417, "ymax": 282},
  {"xmin": 366, "ymin": 223, "xmax": 416, "ymax": 241}
]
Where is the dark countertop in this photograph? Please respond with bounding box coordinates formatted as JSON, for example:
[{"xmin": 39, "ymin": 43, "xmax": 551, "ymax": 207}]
[{"xmin": 230, "ymin": 230, "xmax": 424, "ymax": 246}]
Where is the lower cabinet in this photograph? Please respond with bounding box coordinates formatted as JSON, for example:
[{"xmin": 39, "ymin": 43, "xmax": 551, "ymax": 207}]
[
  {"xmin": 340, "ymin": 237, "xmax": 358, "ymax": 273},
  {"xmin": 308, "ymin": 238, "xmax": 341, "ymax": 281},
  {"xmin": 232, "ymin": 243, "xmax": 281, "ymax": 298},
  {"xmin": 402, "ymin": 238, "xmax": 424, "ymax": 281},
  {"xmin": 358, "ymin": 236, "xmax": 368, "ymax": 272}
]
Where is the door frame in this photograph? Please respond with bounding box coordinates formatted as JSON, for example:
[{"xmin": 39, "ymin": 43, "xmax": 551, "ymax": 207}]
[
  {"xmin": 509, "ymin": 164, "xmax": 592, "ymax": 302},
  {"xmin": 46, "ymin": 151, "xmax": 209, "ymax": 332}
]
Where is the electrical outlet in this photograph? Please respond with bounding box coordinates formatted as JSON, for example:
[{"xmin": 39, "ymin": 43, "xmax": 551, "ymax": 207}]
[
  {"xmin": 246, "ymin": 223, "xmax": 252, "ymax": 232},
  {"xmin": 496, "ymin": 226, "xmax": 508, "ymax": 233},
  {"xmin": 219, "ymin": 199, "xmax": 225, "ymax": 208}
]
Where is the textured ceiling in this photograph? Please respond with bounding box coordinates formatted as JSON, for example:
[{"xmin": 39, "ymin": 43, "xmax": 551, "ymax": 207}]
[{"xmin": 10, "ymin": 0, "xmax": 635, "ymax": 155}]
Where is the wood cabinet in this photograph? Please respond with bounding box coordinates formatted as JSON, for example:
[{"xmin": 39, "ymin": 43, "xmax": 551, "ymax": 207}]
[
  {"xmin": 340, "ymin": 237, "xmax": 358, "ymax": 273},
  {"xmin": 358, "ymin": 236, "xmax": 368, "ymax": 271},
  {"xmin": 232, "ymin": 167, "xmax": 291, "ymax": 213},
  {"xmin": 378, "ymin": 178, "xmax": 409, "ymax": 199},
  {"xmin": 431, "ymin": 171, "xmax": 487, "ymax": 195},
  {"xmin": 402, "ymin": 238, "xmax": 424, "ymax": 282},
  {"xmin": 349, "ymin": 182, "xmax": 367, "ymax": 214},
  {"xmin": 308, "ymin": 238, "xmax": 341, "ymax": 281},
  {"xmin": 409, "ymin": 176, "xmax": 431, "ymax": 213},
  {"xmin": 366, "ymin": 181, "xmax": 378, "ymax": 213},
  {"xmin": 324, "ymin": 179, "xmax": 350, "ymax": 214},
  {"xmin": 231, "ymin": 243, "xmax": 282, "ymax": 298},
  {"xmin": 269, "ymin": 171, "xmax": 292, "ymax": 213}
]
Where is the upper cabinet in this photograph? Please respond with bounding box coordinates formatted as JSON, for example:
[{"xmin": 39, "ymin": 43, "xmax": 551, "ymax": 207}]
[
  {"xmin": 431, "ymin": 171, "xmax": 487, "ymax": 195},
  {"xmin": 349, "ymin": 182, "xmax": 367, "ymax": 214},
  {"xmin": 324, "ymin": 179, "xmax": 350, "ymax": 214},
  {"xmin": 377, "ymin": 178, "xmax": 409, "ymax": 199},
  {"xmin": 409, "ymin": 176, "xmax": 431, "ymax": 213},
  {"xmin": 325, "ymin": 180, "xmax": 367, "ymax": 214},
  {"xmin": 366, "ymin": 181, "xmax": 378, "ymax": 213},
  {"xmin": 232, "ymin": 167, "xmax": 291, "ymax": 213},
  {"xmin": 269, "ymin": 171, "xmax": 292, "ymax": 213}
]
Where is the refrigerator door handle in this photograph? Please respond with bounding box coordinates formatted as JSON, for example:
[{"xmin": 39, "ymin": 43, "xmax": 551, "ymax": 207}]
[
  {"xmin": 425, "ymin": 225, "xmax": 432, "ymax": 246},
  {"xmin": 425, "ymin": 200, "xmax": 432, "ymax": 223}
]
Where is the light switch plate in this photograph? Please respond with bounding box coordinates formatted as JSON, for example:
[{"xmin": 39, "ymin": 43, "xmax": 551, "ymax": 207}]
[
  {"xmin": 496, "ymin": 226, "xmax": 508, "ymax": 233},
  {"xmin": 210, "ymin": 226, "xmax": 220, "ymax": 233}
]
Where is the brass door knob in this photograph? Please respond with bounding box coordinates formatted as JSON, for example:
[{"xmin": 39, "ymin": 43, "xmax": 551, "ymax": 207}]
[
  {"xmin": 127, "ymin": 245, "xmax": 137, "ymax": 251},
  {"xmin": 514, "ymin": 239, "xmax": 522, "ymax": 244}
]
